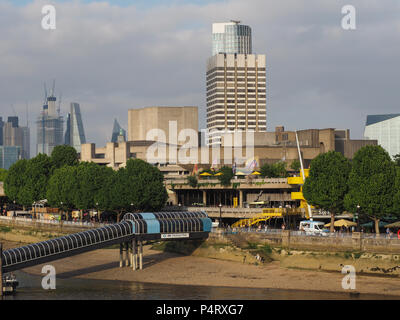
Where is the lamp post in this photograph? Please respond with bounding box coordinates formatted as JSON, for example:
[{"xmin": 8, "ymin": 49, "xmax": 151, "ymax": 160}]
[
  {"xmin": 96, "ymin": 202, "xmax": 99, "ymax": 222},
  {"xmin": 13, "ymin": 200, "xmax": 16, "ymax": 218},
  {"xmin": 356, "ymin": 205, "xmax": 360, "ymax": 232},
  {"xmin": 219, "ymin": 203, "xmax": 222, "ymax": 228},
  {"xmin": 60, "ymin": 202, "xmax": 63, "ymax": 221}
]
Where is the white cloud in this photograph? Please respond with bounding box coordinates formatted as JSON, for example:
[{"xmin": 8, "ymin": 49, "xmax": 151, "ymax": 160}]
[{"xmin": 0, "ymin": 0, "xmax": 399, "ymax": 157}]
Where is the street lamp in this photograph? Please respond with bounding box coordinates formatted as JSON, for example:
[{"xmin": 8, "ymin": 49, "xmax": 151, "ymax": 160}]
[
  {"xmin": 219, "ymin": 203, "xmax": 222, "ymax": 228},
  {"xmin": 96, "ymin": 202, "xmax": 99, "ymax": 222},
  {"xmin": 13, "ymin": 200, "xmax": 16, "ymax": 218},
  {"xmin": 356, "ymin": 205, "xmax": 360, "ymax": 232},
  {"xmin": 60, "ymin": 202, "xmax": 63, "ymax": 221}
]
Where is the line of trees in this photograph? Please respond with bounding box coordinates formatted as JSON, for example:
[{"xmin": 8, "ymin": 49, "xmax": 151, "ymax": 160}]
[
  {"xmin": 4, "ymin": 145, "xmax": 168, "ymax": 221},
  {"xmin": 303, "ymin": 145, "xmax": 399, "ymax": 234}
]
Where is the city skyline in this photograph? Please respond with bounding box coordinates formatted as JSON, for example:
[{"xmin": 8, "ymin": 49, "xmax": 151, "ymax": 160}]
[{"xmin": 0, "ymin": 0, "xmax": 399, "ymax": 156}]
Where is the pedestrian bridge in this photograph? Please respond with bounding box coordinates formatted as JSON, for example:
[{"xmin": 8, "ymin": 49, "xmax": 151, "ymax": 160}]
[{"xmin": 1, "ymin": 211, "xmax": 212, "ymax": 273}]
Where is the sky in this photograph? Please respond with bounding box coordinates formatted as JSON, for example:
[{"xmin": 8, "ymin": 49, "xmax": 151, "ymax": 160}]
[{"xmin": 0, "ymin": 0, "xmax": 399, "ymax": 157}]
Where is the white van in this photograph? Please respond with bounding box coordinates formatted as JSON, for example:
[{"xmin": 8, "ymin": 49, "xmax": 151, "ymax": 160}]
[{"xmin": 299, "ymin": 220, "xmax": 329, "ymax": 236}]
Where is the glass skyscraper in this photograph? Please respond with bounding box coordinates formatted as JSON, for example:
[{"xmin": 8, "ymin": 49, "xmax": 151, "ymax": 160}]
[
  {"xmin": 111, "ymin": 119, "xmax": 126, "ymax": 143},
  {"xmin": 0, "ymin": 146, "xmax": 21, "ymax": 169},
  {"xmin": 65, "ymin": 103, "xmax": 86, "ymax": 153},
  {"xmin": 212, "ymin": 21, "xmax": 252, "ymax": 56},
  {"xmin": 364, "ymin": 114, "xmax": 400, "ymax": 159}
]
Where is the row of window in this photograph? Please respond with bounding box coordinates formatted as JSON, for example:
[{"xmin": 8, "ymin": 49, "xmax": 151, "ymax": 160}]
[{"xmin": 207, "ymin": 67, "xmax": 266, "ymax": 75}]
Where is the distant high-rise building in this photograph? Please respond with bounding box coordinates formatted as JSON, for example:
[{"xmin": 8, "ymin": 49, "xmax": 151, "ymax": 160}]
[
  {"xmin": 64, "ymin": 113, "xmax": 71, "ymax": 146},
  {"xmin": 65, "ymin": 103, "xmax": 86, "ymax": 153},
  {"xmin": 3, "ymin": 116, "xmax": 30, "ymax": 159},
  {"xmin": 111, "ymin": 119, "xmax": 126, "ymax": 143},
  {"xmin": 0, "ymin": 146, "xmax": 21, "ymax": 169},
  {"xmin": 364, "ymin": 114, "xmax": 400, "ymax": 159},
  {"xmin": 207, "ymin": 21, "xmax": 266, "ymax": 145},
  {"xmin": 36, "ymin": 86, "xmax": 64, "ymax": 156},
  {"xmin": 212, "ymin": 21, "xmax": 252, "ymax": 56},
  {"xmin": 7, "ymin": 116, "xmax": 18, "ymax": 128},
  {"xmin": 206, "ymin": 53, "xmax": 267, "ymax": 145},
  {"xmin": 0, "ymin": 117, "xmax": 3, "ymax": 146}
]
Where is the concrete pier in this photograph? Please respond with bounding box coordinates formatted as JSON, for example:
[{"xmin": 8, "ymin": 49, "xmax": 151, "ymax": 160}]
[
  {"xmin": 132, "ymin": 239, "xmax": 137, "ymax": 270},
  {"xmin": 119, "ymin": 243, "xmax": 123, "ymax": 268},
  {"xmin": 124, "ymin": 242, "xmax": 130, "ymax": 267},
  {"xmin": 139, "ymin": 241, "xmax": 143, "ymax": 270}
]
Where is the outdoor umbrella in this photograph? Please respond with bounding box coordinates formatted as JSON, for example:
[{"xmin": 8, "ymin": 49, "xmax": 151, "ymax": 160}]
[
  {"xmin": 324, "ymin": 219, "xmax": 357, "ymax": 228},
  {"xmin": 251, "ymin": 171, "xmax": 261, "ymax": 175},
  {"xmin": 235, "ymin": 171, "xmax": 246, "ymax": 176},
  {"xmin": 214, "ymin": 172, "xmax": 223, "ymax": 176},
  {"xmin": 360, "ymin": 221, "xmax": 389, "ymax": 228},
  {"xmin": 199, "ymin": 172, "xmax": 212, "ymax": 176},
  {"xmin": 381, "ymin": 221, "xmax": 400, "ymax": 228}
]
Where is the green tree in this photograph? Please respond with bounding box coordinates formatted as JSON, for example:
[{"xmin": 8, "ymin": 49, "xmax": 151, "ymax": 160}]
[
  {"xmin": 4, "ymin": 159, "xmax": 29, "ymax": 204},
  {"xmin": 122, "ymin": 159, "xmax": 168, "ymax": 212},
  {"xmin": 93, "ymin": 166, "xmax": 118, "ymax": 220},
  {"xmin": 25, "ymin": 154, "xmax": 54, "ymax": 204},
  {"xmin": 303, "ymin": 151, "xmax": 351, "ymax": 233},
  {"xmin": 393, "ymin": 166, "xmax": 400, "ymax": 214},
  {"xmin": 344, "ymin": 145, "xmax": 396, "ymax": 234},
  {"xmin": 47, "ymin": 165, "xmax": 78, "ymax": 219},
  {"xmin": 290, "ymin": 159, "xmax": 301, "ymax": 172},
  {"xmin": 260, "ymin": 162, "xmax": 288, "ymax": 178},
  {"xmin": 0, "ymin": 168, "xmax": 7, "ymax": 182},
  {"xmin": 187, "ymin": 175, "xmax": 198, "ymax": 188},
  {"xmin": 51, "ymin": 145, "xmax": 79, "ymax": 169},
  {"xmin": 394, "ymin": 153, "xmax": 400, "ymax": 167},
  {"xmin": 73, "ymin": 162, "xmax": 106, "ymax": 212},
  {"xmin": 217, "ymin": 166, "xmax": 234, "ymax": 186},
  {"xmin": 8, "ymin": 154, "xmax": 54, "ymax": 207}
]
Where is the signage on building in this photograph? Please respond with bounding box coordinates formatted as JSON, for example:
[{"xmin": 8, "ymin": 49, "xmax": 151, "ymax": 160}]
[{"xmin": 161, "ymin": 233, "xmax": 189, "ymax": 239}]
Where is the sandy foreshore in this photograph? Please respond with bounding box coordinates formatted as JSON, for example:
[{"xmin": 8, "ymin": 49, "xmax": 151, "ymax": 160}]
[{"xmin": 3, "ymin": 241, "xmax": 400, "ymax": 297}]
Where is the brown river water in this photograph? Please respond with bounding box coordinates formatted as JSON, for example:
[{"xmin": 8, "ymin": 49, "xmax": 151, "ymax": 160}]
[{"xmin": 2, "ymin": 270, "xmax": 399, "ymax": 300}]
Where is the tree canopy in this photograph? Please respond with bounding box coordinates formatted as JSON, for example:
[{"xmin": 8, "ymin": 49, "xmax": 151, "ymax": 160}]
[
  {"xmin": 217, "ymin": 166, "xmax": 234, "ymax": 186},
  {"xmin": 290, "ymin": 159, "xmax": 301, "ymax": 172},
  {"xmin": 344, "ymin": 145, "xmax": 396, "ymax": 234},
  {"xmin": 260, "ymin": 162, "xmax": 288, "ymax": 178},
  {"xmin": 51, "ymin": 145, "xmax": 79, "ymax": 169},
  {"xmin": 0, "ymin": 168, "xmax": 8, "ymax": 182},
  {"xmin": 47, "ymin": 165, "xmax": 78, "ymax": 212},
  {"xmin": 303, "ymin": 151, "xmax": 351, "ymax": 232}
]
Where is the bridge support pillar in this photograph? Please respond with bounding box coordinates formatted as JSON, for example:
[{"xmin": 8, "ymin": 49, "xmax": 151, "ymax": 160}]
[
  {"xmin": 124, "ymin": 242, "xmax": 130, "ymax": 267},
  {"xmin": 119, "ymin": 243, "xmax": 123, "ymax": 268},
  {"xmin": 139, "ymin": 241, "xmax": 143, "ymax": 270},
  {"xmin": 132, "ymin": 239, "xmax": 137, "ymax": 270}
]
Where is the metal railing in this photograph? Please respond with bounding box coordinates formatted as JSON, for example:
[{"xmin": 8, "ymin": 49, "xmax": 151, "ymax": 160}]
[{"xmin": 0, "ymin": 216, "xmax": 107, "ymax": 229}]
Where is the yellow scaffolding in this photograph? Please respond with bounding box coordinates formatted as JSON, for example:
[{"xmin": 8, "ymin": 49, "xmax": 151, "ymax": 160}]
[
  {"xmin": 231, "ymin": 208, "xmax": 302, "ymax": 228},
  {"xmin": 287, "ymin": 169, "xmax": 313, "ymax": 219}
]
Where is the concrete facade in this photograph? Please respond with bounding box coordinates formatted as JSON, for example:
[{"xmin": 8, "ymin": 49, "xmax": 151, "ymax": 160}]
[
  {"xmin": 206, "ymin": 53, "xmax": 267, "ymax": 145},
  {"xmin": 81, "ymin": 126, "xmax": 377, "ymax": 170},
  {"xmin": 128, "ymin": 106, "xmax": 198, "ymax": 147}
]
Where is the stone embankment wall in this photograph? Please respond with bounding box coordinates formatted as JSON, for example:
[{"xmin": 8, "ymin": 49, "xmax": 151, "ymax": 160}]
[{"xmin": 212, "ymin": 230, "xmax": 400, "ymax": 254}]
